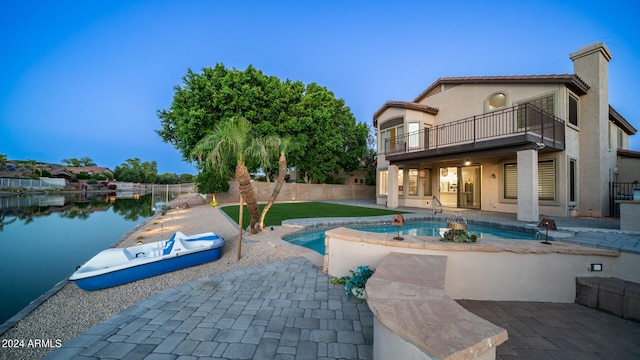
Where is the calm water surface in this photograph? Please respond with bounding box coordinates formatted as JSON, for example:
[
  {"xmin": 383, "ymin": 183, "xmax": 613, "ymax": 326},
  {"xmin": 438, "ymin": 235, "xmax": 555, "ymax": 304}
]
[
  {"xmin": 286, "ymin": 222, "xmax": 537, "ymax": 254},
  {"xmin": 0, "ymin": 193, "xmax": 155, "ymax": 326}
]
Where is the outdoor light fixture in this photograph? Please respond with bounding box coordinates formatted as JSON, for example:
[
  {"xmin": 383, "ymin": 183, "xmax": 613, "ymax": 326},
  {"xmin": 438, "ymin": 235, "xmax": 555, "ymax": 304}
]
[
  {"xmin": 537, "ymin": 218, "xmax": 557, "ymax": 245},
  {"xmin": 464, "ymin": 158, "xmax": 471, "ymax": 166},
  {"xmin": 392, "ymin": 214, "xmax": 405, "ymax": 240},
  {"xmin": 590, "ymin": 264, "xmax": 603, "ymax": 272}
]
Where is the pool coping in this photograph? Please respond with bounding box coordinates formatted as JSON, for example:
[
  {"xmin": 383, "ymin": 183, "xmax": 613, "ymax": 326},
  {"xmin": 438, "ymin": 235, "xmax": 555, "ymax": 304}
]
[{"xmin": 281, "ymin": 213, "xmax": 574, "ymax": 241}]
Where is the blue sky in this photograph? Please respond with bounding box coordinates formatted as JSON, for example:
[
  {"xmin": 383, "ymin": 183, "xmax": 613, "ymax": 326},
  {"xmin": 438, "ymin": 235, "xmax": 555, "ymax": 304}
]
[{"xmin": 1, "ymin": 1, "xmax": 638, "ymax": 175}]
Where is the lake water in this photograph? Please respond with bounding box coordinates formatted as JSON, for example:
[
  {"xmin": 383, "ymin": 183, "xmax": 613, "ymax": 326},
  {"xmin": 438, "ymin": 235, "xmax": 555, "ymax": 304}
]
[{"xmin": 0, "ymin": 193, "xmax": 156, "ymax": 326}]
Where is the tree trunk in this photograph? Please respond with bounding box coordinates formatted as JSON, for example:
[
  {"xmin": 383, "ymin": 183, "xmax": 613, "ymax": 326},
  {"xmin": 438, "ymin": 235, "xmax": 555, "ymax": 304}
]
[
  {"xmin": 259, "ymin": 153, "xmax": 286, "ymax": 231},
  {"xmin": 236, "ymin": 162, "xmax": 260, "ymax": 233}
]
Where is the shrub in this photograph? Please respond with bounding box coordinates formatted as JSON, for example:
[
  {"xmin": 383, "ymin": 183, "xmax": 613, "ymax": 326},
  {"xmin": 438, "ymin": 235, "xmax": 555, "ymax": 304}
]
[{"xmin": 331, "ymin": 265, "xmax": 375, "ymax": 299}]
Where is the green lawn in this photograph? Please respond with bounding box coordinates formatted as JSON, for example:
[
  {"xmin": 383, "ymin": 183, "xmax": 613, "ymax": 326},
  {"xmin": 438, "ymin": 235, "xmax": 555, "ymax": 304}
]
[{"xmin": 220, "ymin": 201, "xmax": 407, "ymax": 228}]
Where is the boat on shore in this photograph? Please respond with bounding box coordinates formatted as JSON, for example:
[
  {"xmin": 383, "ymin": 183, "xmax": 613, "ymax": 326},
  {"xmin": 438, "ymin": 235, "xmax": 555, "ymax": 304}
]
[{"xmin": 69, "ymin": 231, "xmax": 224, "ymax": 291}]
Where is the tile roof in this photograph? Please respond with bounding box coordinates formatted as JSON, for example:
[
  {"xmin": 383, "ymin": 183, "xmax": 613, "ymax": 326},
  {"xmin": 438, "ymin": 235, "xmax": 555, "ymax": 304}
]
[
  {"xmin": 373, "ymin": 101, "xmax": 439, "ymax": 127},
  {"xmin": 617, "ymin": 148, "xmax": 640, "ymax": 158},
  {"xmin": 609, "ymin": 105, "xmax": 637, "ymax": 135},
  {"xmin": 413, "ymin": 74, "xmax": 591, "ymax": 103},
  {"xmin": 65, "ymin": 166, "xmax": 113, "ymax": 174}
]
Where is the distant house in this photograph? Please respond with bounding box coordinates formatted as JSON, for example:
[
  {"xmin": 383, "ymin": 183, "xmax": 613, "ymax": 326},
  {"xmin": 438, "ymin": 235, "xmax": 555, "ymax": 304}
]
[
  {"xmin": 374, "ymin": 42, "xmax": 637, "ymax": 220},
  {"xmin": 66, "ymin": 166, "xmax": 114, "ymax": 178},
  {"xmin": 49, "ymin": 168, "xmax": 76, "ymax": 180},
  {"xmin": 616, "ymin": 149, "xmax": 640, "ymax": 184}
]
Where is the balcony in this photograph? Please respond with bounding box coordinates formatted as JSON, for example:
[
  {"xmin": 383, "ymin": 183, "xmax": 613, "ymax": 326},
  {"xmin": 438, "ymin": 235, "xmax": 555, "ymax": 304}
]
[{"xmin": 384, "ymin": 104, "xmax": 565, "ymax": 162}]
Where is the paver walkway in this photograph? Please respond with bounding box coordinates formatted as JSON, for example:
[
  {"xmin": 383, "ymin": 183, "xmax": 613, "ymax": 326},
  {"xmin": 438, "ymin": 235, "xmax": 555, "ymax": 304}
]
[
  {"xmin": 43, "ymin": 257, "xmax": 373, "ymax": 360},
  {"xmin": 459, "ymin": 300, "xmax": 640, "ymax": 360}
]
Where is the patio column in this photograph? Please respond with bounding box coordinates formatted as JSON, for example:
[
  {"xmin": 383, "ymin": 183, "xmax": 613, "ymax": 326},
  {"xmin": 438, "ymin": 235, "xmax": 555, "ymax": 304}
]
[
  {"xmin": 387, "ymin": 165, "xmax": 399, "ymax": 208},
  {"xmin": 517, "ymin": 149, "xmax": 539, "ymax": 222}
]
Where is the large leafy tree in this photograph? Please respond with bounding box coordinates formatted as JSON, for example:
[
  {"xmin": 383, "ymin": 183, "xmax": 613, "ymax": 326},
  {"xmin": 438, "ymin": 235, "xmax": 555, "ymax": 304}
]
[
  {"xmin": 61, "ymin": 157, "xmax": 96, "ymax": 167},
  {"xmin": 157, "ymin": 64, "xmax": 369, "ymax": 184},
  {"xmin": 114, "ymin": 158, "xmax": 158, "ymax": 183}
]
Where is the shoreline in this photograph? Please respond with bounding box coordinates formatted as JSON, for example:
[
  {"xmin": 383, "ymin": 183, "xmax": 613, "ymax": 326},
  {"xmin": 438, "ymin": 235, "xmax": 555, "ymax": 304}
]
[
  {"xmin": 0, "ymin": 201, "xmax": 299, "ymax": 360},
  {"xmin": 0, "ymin": 210, "xmax": 158, "ymax": 336}
]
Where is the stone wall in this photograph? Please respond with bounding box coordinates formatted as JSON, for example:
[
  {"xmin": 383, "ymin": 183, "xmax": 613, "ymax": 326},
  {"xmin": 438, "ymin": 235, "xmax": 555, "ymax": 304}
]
[{"xmin": 213, "ymin": 181, "xmax": 375, "ymax": 204}]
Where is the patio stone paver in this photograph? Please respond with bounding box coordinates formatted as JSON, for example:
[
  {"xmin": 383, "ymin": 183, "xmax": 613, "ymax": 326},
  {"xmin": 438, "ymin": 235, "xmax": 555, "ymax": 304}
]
[
  {"xmin": 43, "ymin": 257, "xmax": 374, "ymax": 360},
  {"xmin": 459, "ymin": 300, "xmax": 640, "ymax": 360}
]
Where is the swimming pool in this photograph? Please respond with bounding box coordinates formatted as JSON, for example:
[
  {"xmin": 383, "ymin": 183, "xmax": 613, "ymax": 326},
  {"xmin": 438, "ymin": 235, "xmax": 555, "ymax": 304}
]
[{"xmin": 284, "ymin": 221, "xmax": 537, "ymax": 254}]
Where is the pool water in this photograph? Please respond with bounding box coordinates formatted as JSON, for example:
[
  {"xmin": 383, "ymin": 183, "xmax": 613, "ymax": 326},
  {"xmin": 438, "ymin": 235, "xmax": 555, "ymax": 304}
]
[{"xmin": 284, "ymin": 222, "xmax": 536, "ymax": 254}]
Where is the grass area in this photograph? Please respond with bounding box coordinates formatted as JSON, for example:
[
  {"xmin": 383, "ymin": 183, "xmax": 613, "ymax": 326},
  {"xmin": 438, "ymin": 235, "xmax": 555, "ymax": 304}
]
[{"xmin": 220, "ymin": 201, "xmax": 407, "ymax": 228}]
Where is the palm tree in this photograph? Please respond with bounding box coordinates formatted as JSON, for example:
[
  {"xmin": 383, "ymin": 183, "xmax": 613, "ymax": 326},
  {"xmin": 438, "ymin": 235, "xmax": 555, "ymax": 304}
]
[
  {"xmin": 191, "ymin": 116, "xmax": 274, "ymax": 234},
  {"xmin": 259, "ymin": 136, "xmax": 297, "ymax": 231}
]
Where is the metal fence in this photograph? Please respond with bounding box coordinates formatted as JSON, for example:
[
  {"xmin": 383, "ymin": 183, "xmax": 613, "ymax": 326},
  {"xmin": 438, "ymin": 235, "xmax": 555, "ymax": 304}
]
[
  {"xmin": 609, "ymin": 182, "xmax": 638, "ymax": 217},
  {"xmin": 385, "ymin": 103, "xmax": 565, "ymax": 155},
  {"xmin": 147, "ymin": 183, "xmax": 197, "ymax": 208},
  {"xmin": 0, "ymin": 177, "xmax": 66, "ymax": 189}
]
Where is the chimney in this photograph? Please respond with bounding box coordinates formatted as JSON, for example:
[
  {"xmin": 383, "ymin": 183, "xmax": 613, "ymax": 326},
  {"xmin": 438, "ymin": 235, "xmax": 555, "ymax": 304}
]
[{"xmin": 570, "ymin": 42, "xmax": 613, "ymax": 218}]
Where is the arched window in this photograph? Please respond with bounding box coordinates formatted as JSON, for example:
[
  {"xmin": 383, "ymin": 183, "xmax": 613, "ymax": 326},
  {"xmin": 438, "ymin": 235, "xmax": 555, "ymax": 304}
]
[{"xmin": 487, "ymin": 93, "xmax": 506, "ymax": 111}]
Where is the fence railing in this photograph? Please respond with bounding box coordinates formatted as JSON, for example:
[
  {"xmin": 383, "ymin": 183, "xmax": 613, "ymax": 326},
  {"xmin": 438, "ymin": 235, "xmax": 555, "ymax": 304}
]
[
  {"xmin": 0, "ymin": 177, "xmax": 67, "ymax": 189},
  {"xmin": 609, "ymin": 182, "xmax": 638, "ymax": 217},
  {"xmin": 147, "ymin": 183, "xmax": 197, "ymax": 208},
  {"xmin": 384, "ymin": 103, "xmax": 565, "ymax": 156}
]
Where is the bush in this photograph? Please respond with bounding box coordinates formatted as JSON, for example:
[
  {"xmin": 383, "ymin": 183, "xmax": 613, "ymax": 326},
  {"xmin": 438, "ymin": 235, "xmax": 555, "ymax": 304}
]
[{"xmin": 331, "ymin": 265, "xmax": 375, "ymax": 299}]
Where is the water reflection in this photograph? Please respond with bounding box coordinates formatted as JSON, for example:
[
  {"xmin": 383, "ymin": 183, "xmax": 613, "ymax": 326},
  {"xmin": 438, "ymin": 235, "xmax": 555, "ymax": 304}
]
[
  {"xmin": 0, "ymin": 192, "xmax": 159, "ymax": 327},
  {"xmin": 0, "ymin": 193, "xmax": 155, "ymax": 231}
]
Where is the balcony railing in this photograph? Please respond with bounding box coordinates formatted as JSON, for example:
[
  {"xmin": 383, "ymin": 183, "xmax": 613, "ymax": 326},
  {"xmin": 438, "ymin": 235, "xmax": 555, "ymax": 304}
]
[{"xmin": 384, "ymin": 103, "xmax": 565, "ymax": 156}]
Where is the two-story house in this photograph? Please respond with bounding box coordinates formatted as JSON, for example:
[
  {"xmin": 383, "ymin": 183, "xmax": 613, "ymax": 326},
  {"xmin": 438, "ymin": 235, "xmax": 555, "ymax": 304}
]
[{"xmin": 374, "ymin": 42, "xmax": 637, "ymax": 221}]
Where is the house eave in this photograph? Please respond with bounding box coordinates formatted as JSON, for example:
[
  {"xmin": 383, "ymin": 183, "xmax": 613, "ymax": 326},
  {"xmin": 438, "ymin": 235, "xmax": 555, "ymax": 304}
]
[
  {"xmin": 373, "ymin": 101, "xmax": 439, "ymax": 127},
  {"xmin": 413, "ymin": 74, "xmax": 590, "ymax": 103},
  {"xmin": 617, "ymin": 149, "xmax": 640, "ymax": 159},
  {"xmin": 609, "ymin": 105, "xmax": 637, "ymax": 135}
]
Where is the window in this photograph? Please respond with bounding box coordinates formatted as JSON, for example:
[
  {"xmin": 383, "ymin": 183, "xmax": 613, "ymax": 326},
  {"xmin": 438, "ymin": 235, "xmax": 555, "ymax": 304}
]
[
  {"xmin": 538, "ymin": 160, "xmax": 555, "ymax": 201},
  {"xmin": 379, "ymin": 118, "xmax": 404, "ymax": 153},
  {"xmin": 408, "ymin": 168, "xmax": 419, "ymax": 196},
  {"xmin": 378, "ymin": 170, "xmax": 388, "ymax": 195},
  {"xmin": 568, "ymin": 94, "xmax": 579, "ymax": 127},
  {"xmin": 516, "ymin": 93, "xmax": 555, "ymax": 129},
  {"xmin": 488, "ymin": 93, "xmax": 506, "ymax": 111},
  {"xmin": 504, "ymin": 164, "xmax": 518, "ymax": 199},
  {"xmin": 398, "ymin": 169, "xmax": 404, "ymax": 196},
  {"xmin": 528, "ymin": 94, "xmax": 555, "ymax": 114},
  {"xmin": 422, "ymin": 168, "xmax": 432, "ymax": 197},
  {"xmin": 503, "ymin": 159, "xmax": 556, "ymax": 201},
  {"xmin": 618, "ymin": 129, "xmax": 624, "ymax": 149},
  {"xmin": 569, "ymin": 158, "xmax": 577, "ymax": 203},
  {"xmin": 408, "ymin": 122, "xmax": 420, "ymax": 149},
  {"xmin": 380, "ymin": 125, "xmax": 404, "ymax": 153}
]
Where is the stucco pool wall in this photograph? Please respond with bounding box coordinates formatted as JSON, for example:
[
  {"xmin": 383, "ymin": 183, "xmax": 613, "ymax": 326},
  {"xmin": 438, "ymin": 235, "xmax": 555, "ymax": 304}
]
[{"xmin": 322, "ymin": 226, "xmax": 638, "ymax": 303}]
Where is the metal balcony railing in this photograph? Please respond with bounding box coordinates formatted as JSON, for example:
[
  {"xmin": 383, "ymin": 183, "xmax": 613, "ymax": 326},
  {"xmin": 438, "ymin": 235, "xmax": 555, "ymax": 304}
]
[{"xmin": 384, "ymin": 104, "xmax": 565, "ymax": 156}]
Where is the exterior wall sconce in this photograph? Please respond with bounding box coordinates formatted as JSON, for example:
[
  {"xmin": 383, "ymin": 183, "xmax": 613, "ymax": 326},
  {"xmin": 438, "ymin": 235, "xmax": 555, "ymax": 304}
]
[
  {"xmin": 490, "ymin": 173, "xmax": 496, "ymax": 179},
  {"xmin": 589, "ymin": 264, "xmax": 603, "ymax": 271}
]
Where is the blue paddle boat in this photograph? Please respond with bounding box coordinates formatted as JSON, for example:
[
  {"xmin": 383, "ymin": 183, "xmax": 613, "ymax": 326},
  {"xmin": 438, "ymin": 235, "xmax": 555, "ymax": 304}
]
[{"xmin": 70, "ymin": 231, "xmax": 224, "ymax": 291}]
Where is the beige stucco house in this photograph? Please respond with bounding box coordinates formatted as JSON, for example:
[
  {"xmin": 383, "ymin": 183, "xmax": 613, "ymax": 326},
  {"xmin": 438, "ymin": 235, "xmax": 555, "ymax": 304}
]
[{"xmin": 374, "ymin": 42, "xmax": 637, "ymax": 220}]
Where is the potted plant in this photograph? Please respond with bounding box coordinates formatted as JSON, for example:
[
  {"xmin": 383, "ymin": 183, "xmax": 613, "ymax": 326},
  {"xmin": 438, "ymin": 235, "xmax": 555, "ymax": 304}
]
[
  {"xmin": 440, "ymin": 229, "xmax": 477, "ymax": 243},
  {"xmin": 331, "ymin": 265, "xmax": 375, "ymax": 299}
]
